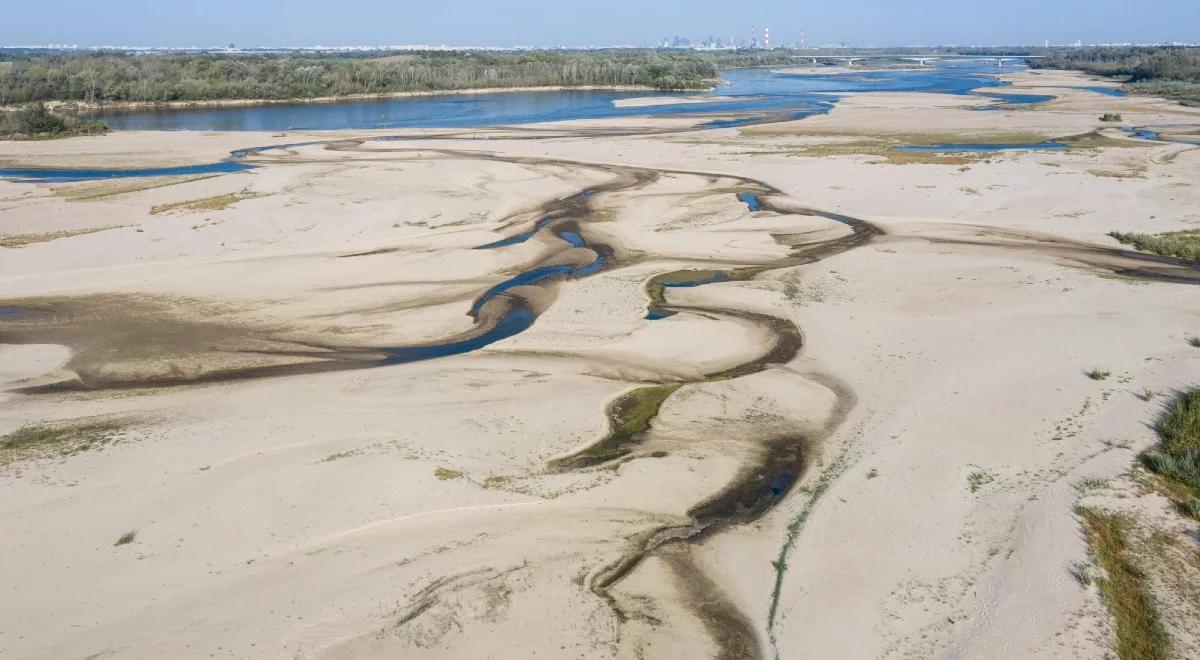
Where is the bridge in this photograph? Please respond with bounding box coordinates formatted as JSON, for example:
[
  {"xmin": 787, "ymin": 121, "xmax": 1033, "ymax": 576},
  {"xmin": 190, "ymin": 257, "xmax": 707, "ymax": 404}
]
[{"xmin": 799, "ymin": 55, "xmax": 1044, "ymax": 68}]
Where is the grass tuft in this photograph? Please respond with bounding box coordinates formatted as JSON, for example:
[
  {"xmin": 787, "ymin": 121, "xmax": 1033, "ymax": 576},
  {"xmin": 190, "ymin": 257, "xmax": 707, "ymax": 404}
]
[
  {"xmin": 1109, "ymin": 230, "xmax": 1200, "ymax": 263},
  {"xmin": 1078, "ymin": 508, "xmax": 1170, "ymax": 660},
  {"xmin": 1155, "ymin": 390, "xmax": 1200, "ymax": 457},
  {"xmin": 434, "ymin": 467, "xmax": 464, "ymax": 480},
  {"xmin": 0, "ymin": 417, "xmax": 130, "ymax": 467},
  {"xmin": 150, "ymin": 191, "xmax": 267, "ymax": 215},
  {"xmin": 1088, "ymin": 369, "xmax": 1113, "ymax": 381},
  {"xmin": 1188, "ymin": 337, "xmax": 1200, "ymax": 348},
  {"xmin": 0, "ymin": 226, "xmax": 123, "ymax": 248},
  {"xmin": 1141, "ymin": 388, "xmax": 1200, "ymax": 521},
  {"xmin": 114, "ymin": 530, "xmax": 137, "ymax": 546},
  {"xmin": 968, "ymin": 470, "xmax": 994, "ymax": 493}
]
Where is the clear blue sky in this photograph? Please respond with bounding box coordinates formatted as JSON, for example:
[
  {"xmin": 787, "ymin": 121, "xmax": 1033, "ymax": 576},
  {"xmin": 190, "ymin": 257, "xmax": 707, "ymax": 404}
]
[{"xmin": 3, "ymin": 0, "xmax": 1197, "ymax": 48}]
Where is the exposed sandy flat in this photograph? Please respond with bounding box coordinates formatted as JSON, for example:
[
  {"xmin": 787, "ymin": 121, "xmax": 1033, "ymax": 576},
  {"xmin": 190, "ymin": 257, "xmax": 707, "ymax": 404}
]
[
  {"xmin": 612, "ymin": 95, "xmax": 741, "ymax": 108},
  {"xmin": 1, "ymin": 70, "xmax": 1199, "ymax": 659}
]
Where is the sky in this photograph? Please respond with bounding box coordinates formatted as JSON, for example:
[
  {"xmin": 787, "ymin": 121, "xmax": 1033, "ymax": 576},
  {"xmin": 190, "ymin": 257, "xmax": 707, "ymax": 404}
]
[{"xmin": 2, "ymin": 0, "xmax": 1197, "ymax": 48}]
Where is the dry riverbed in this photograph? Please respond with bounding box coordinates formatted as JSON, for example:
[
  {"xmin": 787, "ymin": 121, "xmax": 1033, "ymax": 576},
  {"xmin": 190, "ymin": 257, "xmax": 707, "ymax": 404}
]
[{"xmin": 1, "ymin": 70, "xmax": 1199, "ymax": 659}]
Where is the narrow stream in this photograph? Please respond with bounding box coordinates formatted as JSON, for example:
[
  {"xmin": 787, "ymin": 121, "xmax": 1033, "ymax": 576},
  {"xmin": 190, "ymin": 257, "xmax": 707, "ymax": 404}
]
[
  {"xmin": 381, "ymin": 307, "xmax": 537, "ymax": 365},
  {"xmin": 0, "ymin": 161, "xmax": 255, "ymax": 183},
  {"xmin": 896, "ymin": 141, "xmax": 1067, "ymax": 153}
]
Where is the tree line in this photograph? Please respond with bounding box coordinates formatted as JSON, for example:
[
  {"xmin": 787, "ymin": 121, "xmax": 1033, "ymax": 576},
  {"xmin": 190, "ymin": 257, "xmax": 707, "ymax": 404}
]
[
  {"xmin": 1030, "ymin": 47, "xmax": 1200, "ymax": 105},
  {"xmin": 1030, "ymin": 47, "xmax": 1199, "ymax": 81},
  {"xmin": 0, "ymin": 50, "xmax": 721, "ymax": 105}
]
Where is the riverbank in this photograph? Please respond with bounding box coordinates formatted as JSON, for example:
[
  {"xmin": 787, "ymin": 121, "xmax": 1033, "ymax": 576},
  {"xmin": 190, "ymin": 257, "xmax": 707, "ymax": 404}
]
[
  {"xmin": 1030, "ymin": 46, "xmax": 1200, "ymax": 107},
  {"xmin": 0, "ymin": 83, "xmax": 719, "ymax": 115},
  {"xmin": 2, "ymin": 69, "xmax": 1199, "ymax": 659}
]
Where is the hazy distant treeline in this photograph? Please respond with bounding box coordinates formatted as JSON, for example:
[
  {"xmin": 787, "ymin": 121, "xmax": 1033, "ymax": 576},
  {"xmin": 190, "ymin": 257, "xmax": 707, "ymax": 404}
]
[
  {"xmin": 0, "ymin": 50, "xmax": 721, "ymax": 104},
  {"xmin": 1030, "ymin": 47, "xmax": 1200, "ymax": 105}
]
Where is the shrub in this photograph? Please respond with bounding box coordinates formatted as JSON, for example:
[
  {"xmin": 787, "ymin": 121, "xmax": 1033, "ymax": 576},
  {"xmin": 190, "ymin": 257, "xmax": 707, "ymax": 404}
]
[
  {"xmin": 0, "ymin": 102, "xmax": 108, "ymax": 138},
  {"xmin": 1142, "ymin": 389, "xmax": 1200, "ymax": 520}
]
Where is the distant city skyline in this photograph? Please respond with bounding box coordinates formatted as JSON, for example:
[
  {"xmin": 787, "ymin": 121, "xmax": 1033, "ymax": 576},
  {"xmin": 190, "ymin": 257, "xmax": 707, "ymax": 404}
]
[{"xmin": 2, "ymin": 1, "xmax": 1198, "ymax": 49}]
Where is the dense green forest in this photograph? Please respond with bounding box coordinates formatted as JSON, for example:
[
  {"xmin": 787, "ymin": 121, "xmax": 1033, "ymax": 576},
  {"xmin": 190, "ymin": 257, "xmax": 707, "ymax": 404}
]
[
  {"xmin": 1030, "ymin": 47, "xmax": 1200, "ymax": 105},
  {"xmin": 0, "ymin": 50, "xmax": 722, "ymax": 104}
]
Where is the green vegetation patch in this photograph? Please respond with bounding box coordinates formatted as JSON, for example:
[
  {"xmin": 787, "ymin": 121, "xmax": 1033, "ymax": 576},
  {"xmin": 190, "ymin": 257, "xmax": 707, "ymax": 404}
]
[
  {"xmin": 434, "ymin": 467, "xmax": 464, "ymax": 480},
  {"xmin": 1126, "ymin": 80, "xmax": 1200, "ymax": 107},
  {"xmin": 114, "ymin": 530, "xmax": 137, "ymax": 546},
  {"xmin": 0, "ymin": 225, "xmax": 123, "ymax": 248},
  {"xmin": 1031, "ymin": 46, "xmax": 1200, "ymax": 106},
  {"xmin": 597, "ymin": 383, "xmax": 683, "ymax": 458},
  {"xmin": 1078, "ymin": 508, "xmax": 1170, "ymax": 660},
  {"xmin": 150, "ymin": 191, "xmax": 267, "ymax": 215},
  {"xmin": 751, "ymin": 131, "xmax": 1065, "ymax": 165},
  {"xmin": 1087, "ymin": 369, "xmax": 1113, "ymax": 381},
  {"xmin": 553, "ymin": 383, "xmax": 683, "ymax": 469},
  {"xmin": 0, "ymin": 417, "xmax": 132, "ymax": 466},
  {"xmin": 967, "ymin": 470, "xmax": 994, "ymax": 493},
  {"xmin": 1157, "ymin": 389, "xmax": 1200, "ymax": 457},
  {"xmin": 767, "ymin": 448, "xmax": 853, "ymax": 639},
  {"xmin": 1109, "ymin": 230, "xmax": 1200, "ymax": 263},
  {"xmin": 0, "ymin": 50, "xmax": 720, "ymax": 104},
  {"xmin": 51, "ymin": 175, "xmax": 221, "ymax": 202},
  {"xmin": 644, "ymin": 269, "xmax": 728, "ymax": 307},
  {"xmin": 1063, "ymin": 132, "xmax": 1151, "ymax": 150},
  {"xmin": 0, "ymin": 102, "xmax": 107, "ymax": 139},
  {"xmin": 1142, "ymin": 388, "xmax": 1200, "ymax": 519}
]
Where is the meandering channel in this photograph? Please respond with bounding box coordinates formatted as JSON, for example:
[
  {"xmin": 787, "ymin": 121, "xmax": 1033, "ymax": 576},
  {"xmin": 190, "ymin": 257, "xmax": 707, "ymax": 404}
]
[{"xmin": 3, "ymin": 131, "xmax": 1200, "ymax": 658}]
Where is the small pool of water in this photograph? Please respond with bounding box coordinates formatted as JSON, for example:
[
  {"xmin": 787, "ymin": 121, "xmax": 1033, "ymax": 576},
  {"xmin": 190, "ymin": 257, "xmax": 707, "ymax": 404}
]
[
  {"xmin": 556, "ymin": 229, "xmax": 585, "ymax": 248},
  {"xmin": 737, "ymin": 192, "xmax": 764, "ymax": 212},
  {"xmin": 1078, "ymin": 86, "xmax": 1126, "ymax": 97},
  {"xmin": 974, "ymin": 92, "xmax": 1056, "ymax": 108},
  {"xmin": 1121, "ymin": 127, "xmax": 1161, "ymax": 141}
]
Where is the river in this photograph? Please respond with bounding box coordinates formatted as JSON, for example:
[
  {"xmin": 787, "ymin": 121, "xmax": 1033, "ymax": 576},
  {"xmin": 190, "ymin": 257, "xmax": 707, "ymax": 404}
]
[{"xmin": 86, "ymin": 62, "xmax": 1028, "ymax": 132}]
